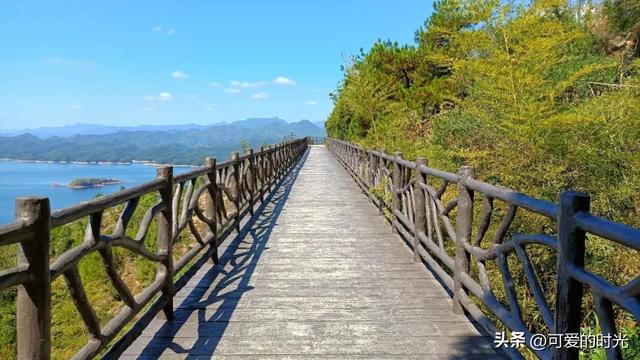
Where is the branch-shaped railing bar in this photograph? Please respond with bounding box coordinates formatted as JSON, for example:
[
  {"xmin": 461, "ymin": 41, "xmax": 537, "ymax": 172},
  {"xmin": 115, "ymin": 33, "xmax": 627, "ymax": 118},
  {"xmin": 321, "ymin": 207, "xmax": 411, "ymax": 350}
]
[
  {"xmin": 0, "ymin": 138, "xmax": 309, "ymax": 360},
  {"xmin": 327, "ymin": 138, "xmax": 640, "ymax": 360}
]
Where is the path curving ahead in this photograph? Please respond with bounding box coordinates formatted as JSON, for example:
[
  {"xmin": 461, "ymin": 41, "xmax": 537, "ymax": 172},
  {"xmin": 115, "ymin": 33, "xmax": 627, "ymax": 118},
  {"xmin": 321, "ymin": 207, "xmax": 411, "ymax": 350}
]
[{"xmin": 121, "ymin": 146, "xmax": 502, "ymax": 359}]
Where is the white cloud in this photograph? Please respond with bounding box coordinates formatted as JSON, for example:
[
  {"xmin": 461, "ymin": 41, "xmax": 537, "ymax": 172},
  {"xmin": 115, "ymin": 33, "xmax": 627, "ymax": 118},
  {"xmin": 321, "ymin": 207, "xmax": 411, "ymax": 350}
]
[
  {"xmin": 229, "ymin": 80, "xmax": 265, "ymax": 88},
  {"xmin": 209, "ymin": 82, "xmax": 222, "ymax": 87},
  {"xmin": 304, "ymin": 100, "xmax": 318, "ymax": 105},
  {"xmin": 224, "ymin": 80, "xmax": 265, "ymax": 94},
  {"xmin": 251, "ymin": 92, "xmax": 269, "ymax": 100},
  {"xmin": 229, "ymin": 80, "xmax": 245, "ymax": 87},
  {"xmin": 143, "ymin": 92, "xmax": 173, "ymax": 102},
  {"xmin": 152, "ymin": 26, "xmax": 175, "ymax": 35},
  {"xmin": 68, "ymin": 104, "xmax": 83, "ymax": 111},
  {"xmin": 144, "ymin": 106, "xmax": 156, "ymax": 112},
  {"xmin": 158, "ymin": 92, "xmax": 172, "ymax": 101},
  {"xmin": 172, "ymin": 70, "xmax": 190, "ymax": 79},
  {"xmin": 203, "ymin": 104, "xmax": 215, "ymax": 111},
  {"xmin": 273, "ymin": 76, "xmax": 296, "ymax": 85},
  {"xmin": 44, "ymin": 57, "xmax": 76, "ymax": 66}
]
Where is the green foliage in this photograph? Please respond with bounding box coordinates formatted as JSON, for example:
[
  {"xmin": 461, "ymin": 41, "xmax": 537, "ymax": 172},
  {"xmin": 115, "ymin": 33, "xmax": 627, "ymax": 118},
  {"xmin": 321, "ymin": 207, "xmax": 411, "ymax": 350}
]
[
  {"xmin": 582, "ymin": 324, "xmax": 640, "ymax": 359},
  {"xmin": 603, "ymin": 0, "xmax": 640, "ymax": 33},
  {"xmin": 326, "ymin": 0, "xmax": 640, "ymax": 357},
  {"xmin": 68, "ymin": 178, "xmax": 120, "ymax": 187},
  {"xmin": 327, "ymin": 0, "xmax": 640, "ymax": 223}
]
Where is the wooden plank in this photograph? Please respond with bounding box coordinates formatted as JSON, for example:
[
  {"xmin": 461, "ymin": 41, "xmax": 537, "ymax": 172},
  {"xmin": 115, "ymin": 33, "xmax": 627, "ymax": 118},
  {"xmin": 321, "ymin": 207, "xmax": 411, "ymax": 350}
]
[{"xmin": 125, "ymin": 336, "xmax": 496, "ymax": 356}]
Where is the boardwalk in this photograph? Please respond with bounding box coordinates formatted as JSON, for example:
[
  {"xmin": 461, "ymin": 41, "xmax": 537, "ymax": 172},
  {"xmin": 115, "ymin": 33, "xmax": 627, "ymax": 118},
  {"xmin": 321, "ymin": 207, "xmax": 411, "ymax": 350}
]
[{"xmin": 122, "ymin": 146, "xmax": 500, "ymax": 359}]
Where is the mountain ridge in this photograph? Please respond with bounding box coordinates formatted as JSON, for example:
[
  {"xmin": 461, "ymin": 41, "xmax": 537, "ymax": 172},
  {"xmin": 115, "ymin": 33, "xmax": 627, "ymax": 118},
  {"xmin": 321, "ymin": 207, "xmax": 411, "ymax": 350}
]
[
  {"xmin": 0, "ymin": 118, "xmax": 326, "ymax": 165},
  {"xmin": 0, "ymin": 117, "xmax": 319, "ymax": 138}
]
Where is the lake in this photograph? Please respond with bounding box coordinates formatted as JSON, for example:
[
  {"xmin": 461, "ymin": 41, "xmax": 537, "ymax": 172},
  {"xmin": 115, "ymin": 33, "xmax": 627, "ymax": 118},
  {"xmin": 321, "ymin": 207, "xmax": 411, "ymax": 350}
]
[{"xmin": 0, "ymin": 160, "xmax": 193, "ymax": 224}]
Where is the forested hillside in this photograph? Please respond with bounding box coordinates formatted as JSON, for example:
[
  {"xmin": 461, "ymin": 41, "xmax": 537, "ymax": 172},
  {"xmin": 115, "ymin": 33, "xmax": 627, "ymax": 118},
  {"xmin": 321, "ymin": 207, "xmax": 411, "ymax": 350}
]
[
  {"xmin": 327, "ymin": 0, "xmax": 639, "ymax": 228},
  {"xmin": 0, "ymin": 118, "xmax": 324, "ymax": 165},
  {"xmin": 326, "ymin": 0, "xmax": 639, "ymax": 357}
]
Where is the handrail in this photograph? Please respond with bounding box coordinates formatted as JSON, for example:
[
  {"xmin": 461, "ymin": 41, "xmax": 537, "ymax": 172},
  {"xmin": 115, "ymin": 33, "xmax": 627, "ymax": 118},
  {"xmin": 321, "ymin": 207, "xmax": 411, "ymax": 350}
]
[
  {"xmin": 327, "ymin": 138, "xmax": 640, "ymax": 360},
  {"xmin": 0, "ymin": 138, "xmax": 309, "ymax": 360},
  {"xmin": 307, "ymin": 136, "xmax": 326, "ymax": 145}
]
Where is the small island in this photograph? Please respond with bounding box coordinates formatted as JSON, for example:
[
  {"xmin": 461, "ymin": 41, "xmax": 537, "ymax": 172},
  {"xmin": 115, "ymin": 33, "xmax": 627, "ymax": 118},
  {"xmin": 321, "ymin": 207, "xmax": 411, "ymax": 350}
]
[{"xmin": 53, "ymin": 177, "xmax": 122, "ymax": 189}]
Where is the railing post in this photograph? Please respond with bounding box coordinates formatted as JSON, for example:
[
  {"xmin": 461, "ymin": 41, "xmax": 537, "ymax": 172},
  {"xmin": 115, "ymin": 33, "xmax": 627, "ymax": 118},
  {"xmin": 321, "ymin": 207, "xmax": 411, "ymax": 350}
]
[
  {"xmin": 349, "ymin": 147, "xmax": 355, "ymax": 170},
  {"xmin": 284, "ymin": 143, "xmax": 290, "ymax": 170},
  {"xmin": 413, "ymin": 158, "xmax": 427, "ymax": 262},
  {"xmin": 375, "ymin": 150, "xmax": 386, "ymax": 214},
  {"xmin": 280, "ymin": 144, "xmax": 285, "ymax": 173},
  {"xmin": 277, "ymin": 144, "xmax": 282, "ymax": 174},
  {"xmin": 265, "ymin": 146, "xmax": 271, "ymax": 187},
  {"xmin": 554, "ymin": 191, "xmax": 589, "ymax": 360},
  {"xmin": 453, "ymin": 165, "xmax": 474, "ymax": 314},
  {"xmin": 247, "ymin": 149, "xmax": 255, "ymax": 215},
  {"xmin": 271, "ymin": 147, "xmax": 277, "ymax": 180},
  {"xmin": 273, "ymin": 145, "xmax": 277, "ymax": 178},
  {"xmin": 368, "ymin": 152, "xmax": 376, "ymax": 188},
  {"xmin": 282, "ymin": 144, "xmax": 287, "ymax": 173},
  {"xmin": 357, "ymin": 148, "xmax": 364, "ymax": 179},
  {"xmin": 232, "ymin": 152, "xmax": 241, "ymax": 233},
  {"xmin": 391, "ymin": 152, "xmax": 403, "ymax": 233},
  {"xmin": 278, "ymin": 145, "xmax": 284, "ymax": 177},
  {"xmin": 259, "ymin": 146, "xmax": 266, "ymax": 202},
  {"xmin": 204, "ymin": 157, "xmax": 219, "ymax": 264},
  {"xmin": 16, "ymin": 197, "xmax": 51, "ymax": 360},
  {"xmin": 156, "ymin": 166, "xmax": 174, "ymax": 320}
]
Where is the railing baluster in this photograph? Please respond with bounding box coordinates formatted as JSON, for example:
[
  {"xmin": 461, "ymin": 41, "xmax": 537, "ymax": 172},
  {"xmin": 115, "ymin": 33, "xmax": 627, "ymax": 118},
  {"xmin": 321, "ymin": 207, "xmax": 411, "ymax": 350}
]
[
  {"xmin": 16, "ymin": 197, "xmax": 51, "ymax": 360},
  {"xmin": 259, "ymin": 146, "xmax": 266, "ymax": 202},
  {"xmin": 554, "ymin": 191, "xmax": 589, "ymax": 360},
  {"xmin": 413, "ymin": 158, "xmax": 427, "ymax": 262},
  {"xmin": 367, "ymin": 152, "xmax": 375, "ymax": 189},
  {"xmin": 63, "ymin": 266, "xmax": 102, "ymax": 340},
  {"xmin": 232, "ymin": 152, "xmax": 241, "ymax": 233},
  {"xmin": 204, "ymin": 157, "xmax": 219, "ymax": 264},
  {"xmin": 248, "ymin": 149, "xmax": 256, "ymax": 215},
  {"xmin": 265, "ymin": 146, "xmax": 272, "ymax": 187},
  {"xmin": 391, "ymin": 152, "xmax": 403, "ymax": 233}
]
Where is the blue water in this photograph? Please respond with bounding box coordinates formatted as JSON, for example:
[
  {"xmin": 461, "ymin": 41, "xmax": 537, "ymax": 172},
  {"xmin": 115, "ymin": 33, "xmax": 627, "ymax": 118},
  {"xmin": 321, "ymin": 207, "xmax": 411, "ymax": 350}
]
[{"xmin": 0, "ymin": 160, "xmax": 193, "ymax": 224}]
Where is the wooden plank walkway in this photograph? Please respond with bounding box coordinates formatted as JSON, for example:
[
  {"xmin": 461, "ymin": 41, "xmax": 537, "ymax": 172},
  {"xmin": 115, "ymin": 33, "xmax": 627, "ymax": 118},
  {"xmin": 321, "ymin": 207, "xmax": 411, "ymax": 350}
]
[{"xmin": 121, "ymin": 146, "xmax": 501, "ymax": 359}]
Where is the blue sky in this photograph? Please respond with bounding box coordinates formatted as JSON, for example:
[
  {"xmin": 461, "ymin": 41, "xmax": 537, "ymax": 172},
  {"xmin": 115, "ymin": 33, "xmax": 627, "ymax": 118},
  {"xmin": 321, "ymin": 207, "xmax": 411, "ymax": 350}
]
[{"xmin": 0, "ymin": 1, "xmax": 433, "ymax": 129}]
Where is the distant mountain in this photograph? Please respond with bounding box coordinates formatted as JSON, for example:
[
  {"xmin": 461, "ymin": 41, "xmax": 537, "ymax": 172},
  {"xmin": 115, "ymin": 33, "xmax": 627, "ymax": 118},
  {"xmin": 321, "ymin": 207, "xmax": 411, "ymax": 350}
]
[
  {"xmin": 232, "ymin": 117, "xmax": 288, "ymax": 128},
  {"xmin": 0, "ymin": 122, "xmax": 209, "ymax": 139},
  {"xmin": 0, "ymin": 118, "xmax": 325, "ymax": 165}
]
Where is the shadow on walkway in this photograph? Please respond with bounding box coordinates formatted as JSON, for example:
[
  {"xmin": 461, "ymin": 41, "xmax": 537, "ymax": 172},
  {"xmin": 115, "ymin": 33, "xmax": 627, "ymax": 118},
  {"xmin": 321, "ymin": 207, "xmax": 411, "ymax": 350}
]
[{"xmin": 136, "ymin": 150, "xmax": 309, "ymax": 358}]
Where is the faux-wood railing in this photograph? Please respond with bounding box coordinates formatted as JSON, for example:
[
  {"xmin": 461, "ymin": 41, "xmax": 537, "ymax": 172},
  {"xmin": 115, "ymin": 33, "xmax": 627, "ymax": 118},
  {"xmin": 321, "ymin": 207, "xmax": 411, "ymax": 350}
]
[
  {"xmin": 0, "ymin": 138, "xmax": 308, "ymax": 360},
  {"xmin": 328, "ymin": 138, "xmax": 640, "ymax": 360}
]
